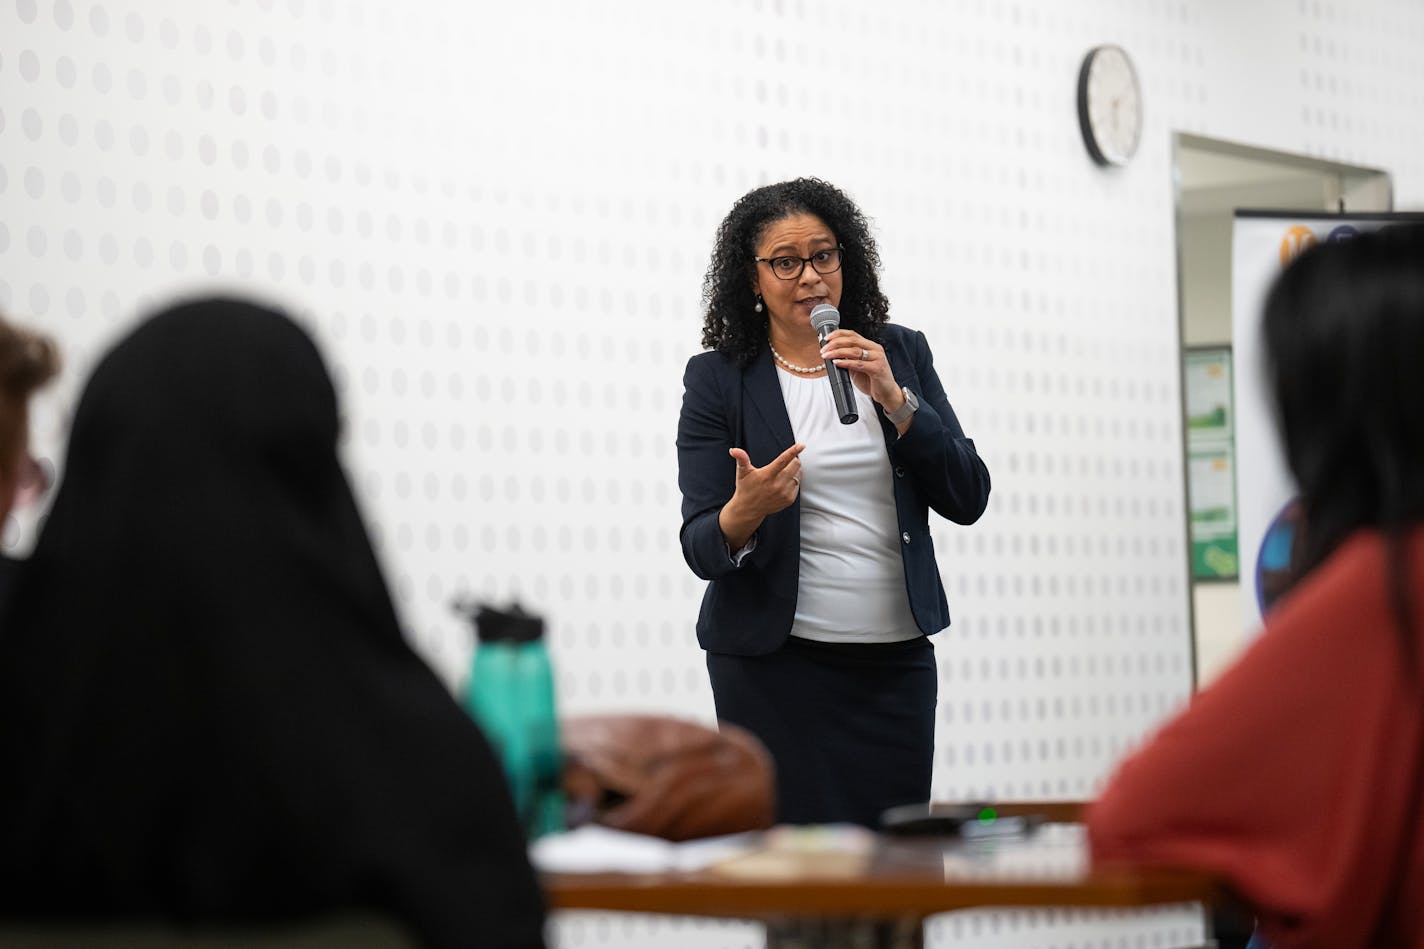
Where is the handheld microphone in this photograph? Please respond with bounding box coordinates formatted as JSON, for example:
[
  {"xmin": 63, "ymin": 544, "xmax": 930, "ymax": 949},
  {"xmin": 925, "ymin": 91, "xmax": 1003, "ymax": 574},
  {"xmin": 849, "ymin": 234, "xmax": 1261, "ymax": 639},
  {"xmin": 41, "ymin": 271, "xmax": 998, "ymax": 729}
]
[{"xmin": 809, "ymin": 304, "xmax": 858, "ymax": 425}]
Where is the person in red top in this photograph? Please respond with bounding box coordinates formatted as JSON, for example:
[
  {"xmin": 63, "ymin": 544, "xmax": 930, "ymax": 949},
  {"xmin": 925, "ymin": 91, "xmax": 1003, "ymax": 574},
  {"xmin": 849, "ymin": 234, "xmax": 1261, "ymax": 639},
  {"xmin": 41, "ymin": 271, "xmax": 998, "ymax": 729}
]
[{"xmin": 1088, "ymin": 222, "xmax": 1424, "ymax": 949}]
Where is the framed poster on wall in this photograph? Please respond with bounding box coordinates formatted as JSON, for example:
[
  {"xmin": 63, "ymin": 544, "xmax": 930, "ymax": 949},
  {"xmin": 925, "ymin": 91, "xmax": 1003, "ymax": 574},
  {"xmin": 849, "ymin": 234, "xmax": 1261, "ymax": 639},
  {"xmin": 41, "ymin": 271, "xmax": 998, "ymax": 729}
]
[{"xmin": 1184, "ymin": 346, "xmax": 1237, "ymax": 580}]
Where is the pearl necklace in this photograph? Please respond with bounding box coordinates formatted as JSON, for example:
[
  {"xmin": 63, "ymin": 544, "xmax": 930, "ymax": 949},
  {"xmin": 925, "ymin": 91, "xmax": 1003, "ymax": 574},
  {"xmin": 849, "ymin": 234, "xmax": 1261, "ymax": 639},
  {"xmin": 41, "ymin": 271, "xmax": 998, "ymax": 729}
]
[{"xmin": 769, "ymin": 344, "xmax": 825, "ymax": 374}]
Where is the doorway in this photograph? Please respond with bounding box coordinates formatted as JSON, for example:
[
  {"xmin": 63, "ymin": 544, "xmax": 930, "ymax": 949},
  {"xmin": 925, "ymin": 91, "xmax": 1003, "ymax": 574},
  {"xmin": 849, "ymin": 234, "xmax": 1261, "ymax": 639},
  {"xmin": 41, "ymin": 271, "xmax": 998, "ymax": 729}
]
[{"xmin": 1172, "ymin": 133, "xmax": 1391, "ymax": 686}]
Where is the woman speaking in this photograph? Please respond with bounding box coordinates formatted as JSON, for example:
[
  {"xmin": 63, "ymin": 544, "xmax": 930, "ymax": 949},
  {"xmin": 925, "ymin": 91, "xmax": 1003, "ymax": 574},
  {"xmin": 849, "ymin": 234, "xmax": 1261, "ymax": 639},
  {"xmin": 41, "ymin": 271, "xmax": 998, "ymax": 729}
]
[{"xmin": 677, "ymin": 178, "xmax": 990, "ymax": 826}]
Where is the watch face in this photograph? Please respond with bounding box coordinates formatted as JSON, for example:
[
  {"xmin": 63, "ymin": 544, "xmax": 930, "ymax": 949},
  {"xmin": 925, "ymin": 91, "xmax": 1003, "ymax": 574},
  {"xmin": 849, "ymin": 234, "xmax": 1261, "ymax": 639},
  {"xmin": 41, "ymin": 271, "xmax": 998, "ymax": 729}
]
[{"xmin": 1077, "ymin": 45, "xmax": 1142, "ymax": 166}]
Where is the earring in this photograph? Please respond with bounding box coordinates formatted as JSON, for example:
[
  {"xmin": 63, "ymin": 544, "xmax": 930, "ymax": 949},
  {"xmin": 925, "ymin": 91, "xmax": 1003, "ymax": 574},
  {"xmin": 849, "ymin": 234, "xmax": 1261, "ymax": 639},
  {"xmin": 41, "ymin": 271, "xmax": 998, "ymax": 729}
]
[{"xmin": 754, "ymin": 294, "xmax": 764, "ymax": 313}]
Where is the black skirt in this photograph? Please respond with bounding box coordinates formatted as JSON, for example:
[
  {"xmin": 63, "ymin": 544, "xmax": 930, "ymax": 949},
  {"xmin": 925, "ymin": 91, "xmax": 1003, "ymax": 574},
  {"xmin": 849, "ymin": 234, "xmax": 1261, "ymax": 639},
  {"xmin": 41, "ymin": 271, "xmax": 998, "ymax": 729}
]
[{"xmin": 706, "ymin": 635, "xmax": 937, "ymax": 828}]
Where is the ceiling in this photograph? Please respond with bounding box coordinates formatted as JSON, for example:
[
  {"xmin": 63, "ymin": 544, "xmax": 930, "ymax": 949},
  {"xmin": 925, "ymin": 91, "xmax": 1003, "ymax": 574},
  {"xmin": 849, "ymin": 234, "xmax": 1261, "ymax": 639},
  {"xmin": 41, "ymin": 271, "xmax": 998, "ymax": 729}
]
[{"xmin": 1176, "ymin": 137, "xmax": 1390, "ymax": 217}]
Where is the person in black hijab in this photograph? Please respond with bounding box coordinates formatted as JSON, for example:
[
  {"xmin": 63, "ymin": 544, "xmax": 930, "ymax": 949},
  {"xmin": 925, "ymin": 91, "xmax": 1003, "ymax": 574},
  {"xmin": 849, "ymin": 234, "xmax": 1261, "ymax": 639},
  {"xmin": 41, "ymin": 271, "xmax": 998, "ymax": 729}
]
[{"xmin": 0, "ymin": 299, "xmax": 546, "ymax": 949}]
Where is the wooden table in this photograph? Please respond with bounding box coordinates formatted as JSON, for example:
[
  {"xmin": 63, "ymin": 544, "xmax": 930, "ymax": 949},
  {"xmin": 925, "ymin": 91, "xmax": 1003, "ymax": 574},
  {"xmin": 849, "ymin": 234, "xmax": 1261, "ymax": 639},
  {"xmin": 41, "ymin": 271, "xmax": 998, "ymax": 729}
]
[{"xmin": 544, "ymin": 816, "xmax": 1218, "ymax": 948}]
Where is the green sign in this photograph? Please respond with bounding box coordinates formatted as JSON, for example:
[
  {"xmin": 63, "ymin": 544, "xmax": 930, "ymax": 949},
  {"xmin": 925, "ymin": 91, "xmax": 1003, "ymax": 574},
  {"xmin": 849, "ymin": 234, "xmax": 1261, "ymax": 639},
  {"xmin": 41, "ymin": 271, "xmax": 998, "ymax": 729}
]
[{"xmin": 1185, "ymin": 348, "xmax": 1238, "ymax": 580}]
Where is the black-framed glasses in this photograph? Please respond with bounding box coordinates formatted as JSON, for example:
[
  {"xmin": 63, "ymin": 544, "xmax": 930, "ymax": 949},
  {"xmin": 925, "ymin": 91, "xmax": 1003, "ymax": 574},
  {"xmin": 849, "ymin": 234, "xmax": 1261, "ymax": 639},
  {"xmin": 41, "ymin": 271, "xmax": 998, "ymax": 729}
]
[{"xmin": 753, "ymin": 245, "xmax": 845, "ymax": 281}]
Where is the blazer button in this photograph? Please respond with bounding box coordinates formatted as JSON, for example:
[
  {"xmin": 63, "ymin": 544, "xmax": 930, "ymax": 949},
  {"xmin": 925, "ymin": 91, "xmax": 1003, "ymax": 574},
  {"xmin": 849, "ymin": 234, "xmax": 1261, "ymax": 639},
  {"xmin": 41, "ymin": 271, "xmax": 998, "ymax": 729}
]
[
  {"xmin": 901, "ymin": 531, "xmax": 911, "ymax": 544},
  {"xmin": 894, "ymin": 466, "xmax": 906, "ymax": 478}
]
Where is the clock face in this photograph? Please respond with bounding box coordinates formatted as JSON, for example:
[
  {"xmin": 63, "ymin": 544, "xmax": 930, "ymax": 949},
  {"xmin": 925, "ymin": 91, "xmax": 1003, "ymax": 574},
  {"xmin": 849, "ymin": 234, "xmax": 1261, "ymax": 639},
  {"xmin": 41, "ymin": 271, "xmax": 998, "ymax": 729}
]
[{"xmin": 1077, "ymin": 45, "xmax": 1142, "ymax": 166}]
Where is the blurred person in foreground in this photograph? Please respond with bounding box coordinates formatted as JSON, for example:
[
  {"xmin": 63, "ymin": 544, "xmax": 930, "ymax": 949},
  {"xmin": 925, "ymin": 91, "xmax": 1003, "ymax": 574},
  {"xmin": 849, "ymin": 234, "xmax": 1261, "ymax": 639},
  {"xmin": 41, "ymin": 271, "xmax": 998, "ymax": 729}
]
[
  {"xmin": 0, "ymin": 299, "xmax": 546, "ymax": 949},
  {"xmin": 0, "ymin": 314, "xmax": 60, "ymax": 602},
  {"xmin": 677, "ymin": 178, "xmax": 990, "ymax": 826},
  {"xmin": 1088, "ymin": 223, "xmax": 1424, "ymax": 949}
]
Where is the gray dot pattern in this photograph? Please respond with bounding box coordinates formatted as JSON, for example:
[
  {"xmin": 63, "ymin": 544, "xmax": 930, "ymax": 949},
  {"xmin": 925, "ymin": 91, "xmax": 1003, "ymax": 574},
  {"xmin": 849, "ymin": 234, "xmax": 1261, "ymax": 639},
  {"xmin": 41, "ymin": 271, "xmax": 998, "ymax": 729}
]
[{"xmin": 6, "ymin": 2, "xmax": 1424, "ymax": 947}]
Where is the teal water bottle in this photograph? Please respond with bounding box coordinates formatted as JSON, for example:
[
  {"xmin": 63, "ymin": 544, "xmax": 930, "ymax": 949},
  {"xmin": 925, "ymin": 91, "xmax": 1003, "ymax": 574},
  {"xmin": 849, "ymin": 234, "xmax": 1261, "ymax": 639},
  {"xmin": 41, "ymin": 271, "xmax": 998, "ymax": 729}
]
[{"xmin": 458, "ymin": 601, "xmax": 565, "ymax": 839}]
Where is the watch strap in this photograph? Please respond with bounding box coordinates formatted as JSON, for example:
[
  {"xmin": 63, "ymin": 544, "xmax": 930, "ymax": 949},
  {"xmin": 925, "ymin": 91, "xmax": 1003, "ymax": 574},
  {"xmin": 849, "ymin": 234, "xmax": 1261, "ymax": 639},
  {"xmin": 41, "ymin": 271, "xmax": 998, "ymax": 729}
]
[{"xmin": 883, "ymin": 387, "xmax": 917, "ymax": 424}]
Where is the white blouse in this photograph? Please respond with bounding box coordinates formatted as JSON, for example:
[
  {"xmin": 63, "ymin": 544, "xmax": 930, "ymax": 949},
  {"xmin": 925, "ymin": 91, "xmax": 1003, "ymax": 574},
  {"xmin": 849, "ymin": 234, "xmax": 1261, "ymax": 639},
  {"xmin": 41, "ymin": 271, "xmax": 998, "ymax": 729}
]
[{"xmin": 775, "ymin": 370, "xmax": 922, "ymax": 644}]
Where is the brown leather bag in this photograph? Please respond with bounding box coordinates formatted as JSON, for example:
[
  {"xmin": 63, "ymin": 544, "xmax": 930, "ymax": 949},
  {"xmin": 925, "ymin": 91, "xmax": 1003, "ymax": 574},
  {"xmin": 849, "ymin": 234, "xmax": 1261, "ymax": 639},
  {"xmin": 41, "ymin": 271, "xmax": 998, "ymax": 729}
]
[{"xmin": 561, "ymin": 715, "xmax": 776, "ymax": 841}]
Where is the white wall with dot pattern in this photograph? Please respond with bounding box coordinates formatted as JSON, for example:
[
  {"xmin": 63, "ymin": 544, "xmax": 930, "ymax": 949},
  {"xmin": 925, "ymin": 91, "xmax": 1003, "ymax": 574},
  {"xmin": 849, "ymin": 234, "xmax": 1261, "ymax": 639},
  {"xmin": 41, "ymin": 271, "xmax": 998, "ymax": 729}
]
[{"xmin": 4, "ymin": 1, "xmax": 1423, "ymax": 946}]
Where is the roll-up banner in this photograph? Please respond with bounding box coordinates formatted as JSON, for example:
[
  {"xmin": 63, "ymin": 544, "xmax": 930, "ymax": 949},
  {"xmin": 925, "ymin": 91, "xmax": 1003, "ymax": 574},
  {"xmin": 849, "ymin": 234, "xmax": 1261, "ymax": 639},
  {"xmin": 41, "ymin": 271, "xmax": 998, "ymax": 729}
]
[{"xmin": 1230, "ymin": 211, "xmax": 1424, "ymax": 631}]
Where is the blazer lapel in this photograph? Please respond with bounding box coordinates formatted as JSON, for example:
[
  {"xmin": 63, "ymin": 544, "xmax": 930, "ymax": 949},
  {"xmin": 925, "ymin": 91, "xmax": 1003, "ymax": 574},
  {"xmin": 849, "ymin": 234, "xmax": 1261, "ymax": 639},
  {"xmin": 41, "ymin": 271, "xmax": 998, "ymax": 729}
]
[
  {"xmin": 741, "ymin": 345, "xmax": 796, "ymax": 458},
  {"xmin": 885, "ymin": 337, "xmax": 913, "ymax": 387}
]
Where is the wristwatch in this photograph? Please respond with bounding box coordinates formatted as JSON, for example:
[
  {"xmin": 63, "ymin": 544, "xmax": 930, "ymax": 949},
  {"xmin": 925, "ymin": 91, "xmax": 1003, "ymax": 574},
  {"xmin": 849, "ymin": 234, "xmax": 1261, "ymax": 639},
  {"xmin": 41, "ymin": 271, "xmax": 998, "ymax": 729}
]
[{"xmin": 883, "ymin": 387, "xmax": 918, "ymax": 424}]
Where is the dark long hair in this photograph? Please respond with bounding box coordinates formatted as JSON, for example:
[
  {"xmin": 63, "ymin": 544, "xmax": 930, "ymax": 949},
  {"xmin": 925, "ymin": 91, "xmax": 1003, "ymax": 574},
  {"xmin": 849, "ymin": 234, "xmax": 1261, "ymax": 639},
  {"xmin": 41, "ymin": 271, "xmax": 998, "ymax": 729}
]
[
  {"xmin": 0, "ymin": 314, "xmax": 60, "ymax": 475},
  {"xmin": 0, "ymin": 315, "xmax": 60, "ymax": 401},
  {"xmin": 700, "ymin": 178, "xmax": 890, "ymax": 365},
  {"xmin": 1262, "ymin": 223, "xmax": 1424, "ymax": 662}
]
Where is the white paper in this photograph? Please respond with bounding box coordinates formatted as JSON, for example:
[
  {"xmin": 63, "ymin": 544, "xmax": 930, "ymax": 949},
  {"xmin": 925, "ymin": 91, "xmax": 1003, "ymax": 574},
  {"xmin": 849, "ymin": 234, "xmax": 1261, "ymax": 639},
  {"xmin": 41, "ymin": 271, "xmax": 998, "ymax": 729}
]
[{"xmin": 530, "ymin": 825, "xmax": 760, "ymax": 874}]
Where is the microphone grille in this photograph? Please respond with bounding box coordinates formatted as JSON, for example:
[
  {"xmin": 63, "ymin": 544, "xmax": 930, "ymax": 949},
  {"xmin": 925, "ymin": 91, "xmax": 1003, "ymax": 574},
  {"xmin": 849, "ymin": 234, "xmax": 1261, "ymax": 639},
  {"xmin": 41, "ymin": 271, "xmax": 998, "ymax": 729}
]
[{"xmin": 809, "ymin": 303, "xmax": 841, "ymax": 331}]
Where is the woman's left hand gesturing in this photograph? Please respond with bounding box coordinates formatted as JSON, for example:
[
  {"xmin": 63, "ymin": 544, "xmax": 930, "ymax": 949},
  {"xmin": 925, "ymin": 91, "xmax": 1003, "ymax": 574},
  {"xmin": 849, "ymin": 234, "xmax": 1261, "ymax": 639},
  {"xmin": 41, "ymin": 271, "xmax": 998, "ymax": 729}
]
[{"xmin": 820, "ymin": 329, "xmax": 902, "ymax": 409}]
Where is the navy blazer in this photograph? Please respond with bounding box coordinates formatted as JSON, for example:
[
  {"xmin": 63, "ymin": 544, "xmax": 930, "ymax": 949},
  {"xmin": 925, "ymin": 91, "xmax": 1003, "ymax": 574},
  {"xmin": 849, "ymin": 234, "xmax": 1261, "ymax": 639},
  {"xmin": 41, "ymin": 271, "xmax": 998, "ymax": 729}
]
[{"xmin": 677, "ymin": 323, "xmax": 990, "ymax": 656}]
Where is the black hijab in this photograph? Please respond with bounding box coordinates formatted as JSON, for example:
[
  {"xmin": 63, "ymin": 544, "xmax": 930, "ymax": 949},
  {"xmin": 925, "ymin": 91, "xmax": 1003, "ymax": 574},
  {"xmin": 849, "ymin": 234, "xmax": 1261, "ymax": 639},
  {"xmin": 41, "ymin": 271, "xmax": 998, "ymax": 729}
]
[{"xmin": 0, "ymin": 299, "xmax": 546, "ymax": 948}]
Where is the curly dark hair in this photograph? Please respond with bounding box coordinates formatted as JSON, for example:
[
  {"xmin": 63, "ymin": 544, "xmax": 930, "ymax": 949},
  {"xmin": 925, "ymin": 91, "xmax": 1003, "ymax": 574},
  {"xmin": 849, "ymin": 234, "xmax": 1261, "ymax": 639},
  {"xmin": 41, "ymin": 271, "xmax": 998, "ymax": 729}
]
[{"xmin": 700, "ymin": 177, "xmax": 890, "ymax": 365}]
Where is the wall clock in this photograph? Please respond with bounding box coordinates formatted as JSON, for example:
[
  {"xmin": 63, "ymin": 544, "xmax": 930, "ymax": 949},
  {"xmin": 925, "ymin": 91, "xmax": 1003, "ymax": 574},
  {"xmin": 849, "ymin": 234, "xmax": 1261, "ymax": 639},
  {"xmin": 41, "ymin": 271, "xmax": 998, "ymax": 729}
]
[{"xmin": 1077, "ymin": 45, "xmax": 1142, "ymax": 167}]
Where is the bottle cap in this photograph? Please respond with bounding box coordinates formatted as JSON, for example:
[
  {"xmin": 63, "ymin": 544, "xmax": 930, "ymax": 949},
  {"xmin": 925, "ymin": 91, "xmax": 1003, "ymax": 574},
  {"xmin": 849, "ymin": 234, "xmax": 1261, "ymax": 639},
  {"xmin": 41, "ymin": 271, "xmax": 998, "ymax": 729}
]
[{"xmin": 454, "ymin": 600, "xmax": 545, "ymax": 643}]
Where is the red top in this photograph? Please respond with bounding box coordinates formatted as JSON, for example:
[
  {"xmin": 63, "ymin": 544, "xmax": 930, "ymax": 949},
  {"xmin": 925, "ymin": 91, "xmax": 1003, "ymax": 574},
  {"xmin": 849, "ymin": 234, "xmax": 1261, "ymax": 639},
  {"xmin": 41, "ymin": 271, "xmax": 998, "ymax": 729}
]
[{"xmin": 1088, "ymin": 529, "xmax": 1424, "ymax": 949}]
